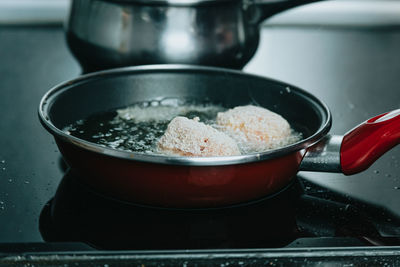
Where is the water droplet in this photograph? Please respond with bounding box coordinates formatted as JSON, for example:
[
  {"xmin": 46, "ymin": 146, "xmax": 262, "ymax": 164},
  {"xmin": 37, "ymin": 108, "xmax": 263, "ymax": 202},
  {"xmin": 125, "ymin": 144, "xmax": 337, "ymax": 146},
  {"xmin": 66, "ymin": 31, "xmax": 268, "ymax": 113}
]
[
  {"xmin": 279, "ymin": 91, "xmax": 284, "ymax": 95},
  {"xmin": 348, "ymin": 103, "xmax": 355, "ymax": 110},
  {"xmin": 2, "ymin": 167, "xmax": 5, "ymax": 171},
  {"xmin": 0, "ymin": 201, "xmax": 4, "ymax": 205},
  {"xmin": 8, "ymin": 179, "xmax": 12, "ymax": 183},
  {"xmin": 385, "ymin": 174, "xmax": 392, "ymax": 178},
  {"xmin": 374, "ymin": 170, "xmax": 380, "ymax": 174},
  {"xmin": 0, "ymin": 160, "xmax": 5, "ymax": 164},
  {"xmin": 0, "ymin": 206, "xmax": 4, "ymax": 210},
  {"xmin": 24, "ymin": 181, "xmax": 30, "ymax": 184},
  {"xmin": 285, "ymin": 87, "xmax": 291, "ymax": 93},
  {"xmin": 394, "ymin": 186, "xmax": 400, "ymax": 190}
]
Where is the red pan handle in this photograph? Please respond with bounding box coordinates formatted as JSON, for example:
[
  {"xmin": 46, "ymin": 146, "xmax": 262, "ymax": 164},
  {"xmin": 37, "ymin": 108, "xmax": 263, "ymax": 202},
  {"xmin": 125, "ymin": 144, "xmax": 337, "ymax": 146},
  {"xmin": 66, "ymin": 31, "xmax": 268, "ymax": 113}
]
[{"xmin": 341, "ymin": 109, "xmax": 400, "ymax": 175}]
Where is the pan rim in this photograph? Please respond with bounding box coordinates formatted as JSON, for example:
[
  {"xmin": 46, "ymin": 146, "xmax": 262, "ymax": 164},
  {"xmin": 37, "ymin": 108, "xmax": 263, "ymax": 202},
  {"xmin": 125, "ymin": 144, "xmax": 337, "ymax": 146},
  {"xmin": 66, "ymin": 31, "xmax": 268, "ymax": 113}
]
[{"xmin": 38, "ymin": 64, "xmax": 332, "ymax": 166}]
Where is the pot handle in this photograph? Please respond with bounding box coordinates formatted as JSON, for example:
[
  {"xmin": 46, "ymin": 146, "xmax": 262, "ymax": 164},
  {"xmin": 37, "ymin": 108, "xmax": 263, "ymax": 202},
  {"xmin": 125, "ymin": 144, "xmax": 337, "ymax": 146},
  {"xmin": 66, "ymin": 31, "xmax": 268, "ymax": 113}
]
[
  {"xmin": 300, "ymin": 110, "xmax": 400, "ymax": 174},
  {"xmin": 341, "ymin": 109, "xmax": 400, "ymax": 175},
  {"xmin": 250, "ymin": 0, "xmax": 322, "ymax": 25}
]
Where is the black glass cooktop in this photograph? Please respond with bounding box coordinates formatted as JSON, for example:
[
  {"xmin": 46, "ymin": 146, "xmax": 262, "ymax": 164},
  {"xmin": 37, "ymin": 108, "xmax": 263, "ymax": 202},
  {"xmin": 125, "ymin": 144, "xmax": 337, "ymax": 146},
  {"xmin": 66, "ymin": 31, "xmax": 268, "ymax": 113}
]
[
  {"xmin": 1, "ymin": 23, "xmax": 400, "ymax": 265},
  {"xmin": 37, "ymin": 168, "xmax": 400, "ymax": 251}
]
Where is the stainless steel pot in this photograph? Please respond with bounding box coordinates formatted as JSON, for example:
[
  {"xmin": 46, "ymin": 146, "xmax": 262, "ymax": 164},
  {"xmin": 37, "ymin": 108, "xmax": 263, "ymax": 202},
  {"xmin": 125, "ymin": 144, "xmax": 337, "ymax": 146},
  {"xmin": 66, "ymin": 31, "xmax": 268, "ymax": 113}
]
[{"xmin": 66, "ymin": 0, "xmax": 320, "ymax": 72}]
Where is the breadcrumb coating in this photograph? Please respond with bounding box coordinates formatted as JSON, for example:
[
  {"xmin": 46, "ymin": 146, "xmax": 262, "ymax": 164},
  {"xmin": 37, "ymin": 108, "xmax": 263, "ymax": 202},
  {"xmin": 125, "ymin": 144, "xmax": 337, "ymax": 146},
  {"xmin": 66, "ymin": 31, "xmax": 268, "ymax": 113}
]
[
  {"xmin": 216, "ymin": 105, "xmax": 292, "ymax": 152},
  {"xmin": 158, "ymin": 116, "xmax": 241, "ymax": 156}
]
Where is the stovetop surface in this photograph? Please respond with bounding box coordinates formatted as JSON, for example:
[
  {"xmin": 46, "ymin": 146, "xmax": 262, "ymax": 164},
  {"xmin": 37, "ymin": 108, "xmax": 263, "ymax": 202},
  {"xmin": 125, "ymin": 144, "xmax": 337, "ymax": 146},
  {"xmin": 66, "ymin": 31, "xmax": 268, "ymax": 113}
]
[
  {"xmin": 37, "ymin": 169, "xmax": 400, "ymax": 250},
  {"xmin": 0, "ymin": 23, "xmax": 399, "ymax": 255}
]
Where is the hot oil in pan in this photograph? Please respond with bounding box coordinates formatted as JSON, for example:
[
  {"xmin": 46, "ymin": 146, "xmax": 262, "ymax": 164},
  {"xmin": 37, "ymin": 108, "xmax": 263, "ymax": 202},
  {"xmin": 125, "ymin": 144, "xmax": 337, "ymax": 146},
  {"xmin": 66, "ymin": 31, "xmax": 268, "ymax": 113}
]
[
  {"xmin": 63, "ymin": 99, "xmax": 302, "ymax": 155},
  {"xmin": 63, "ymin": 100, "xmax": 225, "ymax": 153}
]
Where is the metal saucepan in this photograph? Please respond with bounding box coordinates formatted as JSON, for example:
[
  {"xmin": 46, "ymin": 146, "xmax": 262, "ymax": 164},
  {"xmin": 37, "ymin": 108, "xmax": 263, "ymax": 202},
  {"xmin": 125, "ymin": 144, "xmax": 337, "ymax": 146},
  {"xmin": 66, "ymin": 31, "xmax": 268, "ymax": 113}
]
[
  {"xmin": 66, "ymin": 0, "xmax": 321, "ymax": 72},
  {"xmin": 38, "ymin": 65, "xmax": 400, "ymax": 208}
]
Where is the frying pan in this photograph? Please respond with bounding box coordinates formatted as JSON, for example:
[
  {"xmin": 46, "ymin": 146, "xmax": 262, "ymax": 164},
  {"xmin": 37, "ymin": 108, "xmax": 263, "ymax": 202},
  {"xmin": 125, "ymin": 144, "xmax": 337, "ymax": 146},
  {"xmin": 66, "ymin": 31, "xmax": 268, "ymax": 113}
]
[{"xmin": 38, "ymin": 65, "xmax": 400, "ymax": 208}]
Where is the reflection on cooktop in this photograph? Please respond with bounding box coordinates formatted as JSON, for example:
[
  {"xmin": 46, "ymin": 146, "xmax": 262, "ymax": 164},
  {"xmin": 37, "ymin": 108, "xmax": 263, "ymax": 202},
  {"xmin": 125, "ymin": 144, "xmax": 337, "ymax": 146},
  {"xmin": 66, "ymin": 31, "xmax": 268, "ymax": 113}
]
[{"xmin": 39, "ymin": 170, "xmax": 400, "ymax": 250}]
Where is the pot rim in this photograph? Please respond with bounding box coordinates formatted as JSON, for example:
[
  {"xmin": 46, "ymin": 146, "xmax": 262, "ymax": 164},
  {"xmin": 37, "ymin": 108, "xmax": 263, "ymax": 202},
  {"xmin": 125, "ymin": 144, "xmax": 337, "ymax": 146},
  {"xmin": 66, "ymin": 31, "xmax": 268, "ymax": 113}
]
[
  {"xmin": 105, "ymin": 0, "xmax": 238, "ymax": 6},
  {"xmin": 38, "ymin": 64, "xmax": 332, "ymax": 166}
]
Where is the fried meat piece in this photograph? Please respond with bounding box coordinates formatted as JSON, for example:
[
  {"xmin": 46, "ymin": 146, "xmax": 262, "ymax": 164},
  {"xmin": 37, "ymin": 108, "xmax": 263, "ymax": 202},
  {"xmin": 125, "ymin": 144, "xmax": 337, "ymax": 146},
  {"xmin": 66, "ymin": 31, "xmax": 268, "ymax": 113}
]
[
  {"xmin": 158, "ymin": 116, "xmax": 241, "ymax": 157},
  {"xmin": 216, "ymin": 105, "xmax": 292, "ymax": 151}
]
